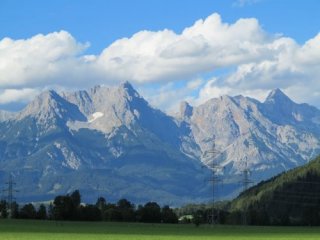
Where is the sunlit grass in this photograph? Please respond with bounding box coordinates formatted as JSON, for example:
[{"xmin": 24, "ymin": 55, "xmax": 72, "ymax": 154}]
[{"xmin": 1, "ymin": 219, "xmax": 320, "ymax": 240}]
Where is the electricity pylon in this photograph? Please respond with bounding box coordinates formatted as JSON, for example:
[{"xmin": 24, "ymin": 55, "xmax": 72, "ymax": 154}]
[
  {"xmin": 3, "ymin": 173, "xmax": 18, "ymax": 218},
  {"xmin": 203, "ymin": 142, "xmax": 223, "ymax": 225}
]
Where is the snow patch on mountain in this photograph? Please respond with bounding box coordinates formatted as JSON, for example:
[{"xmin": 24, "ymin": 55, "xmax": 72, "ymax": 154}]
[{"xmin": 88, "ymin": 112, "xmax": 104, "ymax": 123}]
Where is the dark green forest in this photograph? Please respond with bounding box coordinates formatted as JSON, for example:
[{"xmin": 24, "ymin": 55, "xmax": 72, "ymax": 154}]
[{"xmin": 230, "ymin": 155, "xmax": 320, "ymax": 225}]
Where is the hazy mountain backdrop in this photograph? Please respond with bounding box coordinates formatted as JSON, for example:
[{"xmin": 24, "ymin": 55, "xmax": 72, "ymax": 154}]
[{"xmin": 0, "ymin": 82, "xmax": 319, "ymax": 205}]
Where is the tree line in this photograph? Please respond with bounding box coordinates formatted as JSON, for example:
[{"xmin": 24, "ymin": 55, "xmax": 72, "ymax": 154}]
[
  {"xmin": 0, "ymin": 190, "xmax": 178, "ymax": 223},
  {"xmin": 2, "ymin": 187, "xmax": 320, "ymax": 225},
  {"xmin": 0, "ymin": 190, "xmax": 266, "ymax": 226}
]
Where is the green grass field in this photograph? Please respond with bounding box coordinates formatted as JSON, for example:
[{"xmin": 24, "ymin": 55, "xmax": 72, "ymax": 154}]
[{"xmin": 1, "ymin": 220, "xmax": 320, "ymax": 240}]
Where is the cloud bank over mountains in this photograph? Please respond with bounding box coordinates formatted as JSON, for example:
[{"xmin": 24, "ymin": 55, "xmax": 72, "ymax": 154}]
[{"xmin": 0, "ymin": 13, "xmax": 319, "ymax": 111}]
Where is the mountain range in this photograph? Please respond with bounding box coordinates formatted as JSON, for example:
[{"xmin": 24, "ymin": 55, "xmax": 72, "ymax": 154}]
[{"xmin": 0, "ymin": 82, "xmax": 319, "ymax": 205}]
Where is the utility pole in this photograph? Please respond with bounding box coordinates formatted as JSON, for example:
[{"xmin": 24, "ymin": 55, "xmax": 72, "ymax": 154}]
[
  {"xmin": 203, "ymin": 142, "xmax": 223, "ymax": 226},
  {"xmin": 3, "ymin": 173, "xmax": 18, "ymax": 218},
  {"xmin": 240, "ymin": 157, "xmax": 253, "ymax": 225}
]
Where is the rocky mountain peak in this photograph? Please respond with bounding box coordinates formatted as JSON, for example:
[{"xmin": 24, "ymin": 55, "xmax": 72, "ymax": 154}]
[
  {"xmin": 35, "ymin": 89, "xmax": 60, "ymax": 103},
  {"xmin": 18, "ymin": 89, "xmax": 85, "ymax": 122},
  {"xmin": 179, "ymin": 101, "xmax": 193, "ymax": 119},
  {"xmin": 89, "ymin": 82, "xmax": 139, "ymax": 103},
  {"xmin": 120, "ymin": 80, "xmax": 134, "ymax": 91},
  {"xmin": 262, "ymin": 88, "xmax": 306, "ymax": 125},
  {"xmin": 19, "ymin": 90, "xmax": 60, "ymax": 116},
  {"xmin": 118, "ymin": 81, "xmax": 140, "ymax": 100},
  {"xmin": 264, "ymin": 88, "xmax": 292, "ymax": 104},
  {"xmin": 213, "ymin": 95, "xmax": 235, "ymax": 108}
]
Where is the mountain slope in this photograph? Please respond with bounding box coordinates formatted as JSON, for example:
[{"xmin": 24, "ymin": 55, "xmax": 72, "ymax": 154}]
[
  {"xmin": 0, "ymin": 83, "xmax": 210, "ymax": 204},
  {"xmin": 0, "ymin": 110, "xmax": 16, "ymax": 122},
  {"xmin": 263, "ymin": 88, "xmax": 320, "ymax": 133},
  {"xmin": 230, "ymin": 155, "xmax": 320, "ymax": 225},
  {"xmin": 0, "ymin": 84, "xmax": 319, "ymax": 204},
  {"xmin": 178, "ymin": 89, "xmax": 320, "ymax": 185}
]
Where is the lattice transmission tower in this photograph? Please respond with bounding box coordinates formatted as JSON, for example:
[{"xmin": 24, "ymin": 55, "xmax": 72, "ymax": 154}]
[
  {"xmin": 2, "ymin": 173, "xmax": 18, "ymax": 218},
  {"xmin": 203, "ymin": 141, "xmax": 224, "ymax": 225}
]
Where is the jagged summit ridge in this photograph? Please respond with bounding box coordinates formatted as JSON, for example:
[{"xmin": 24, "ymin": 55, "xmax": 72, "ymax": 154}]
[
  {"xmin": 264, "ymin": 88, "xmax": 292, "ymax": 104},
  {"xmin": 18, "ymin": 89, "xmax": 86, "ymax": 123},
  {"xmin": 119, "ymin": 81, "xmax": 140, "ymax": 97},
  {"xmin": 0, "ymin": 83, "xmax": 319, "ymax": 203},
  {"xmin": 262, "ymin": 88, "xmax": 320, "ymax": 128}
]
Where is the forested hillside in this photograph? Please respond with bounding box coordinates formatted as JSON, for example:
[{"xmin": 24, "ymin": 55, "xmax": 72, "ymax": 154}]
[{"xmin": 231, "ymin": 155, "xmax": 320, "ymax": 225}]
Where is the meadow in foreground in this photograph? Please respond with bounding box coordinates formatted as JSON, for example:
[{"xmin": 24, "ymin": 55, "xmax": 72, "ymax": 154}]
[{"xmin": 1, "ymin": 219, "xmax": 320, "ymax": 240}]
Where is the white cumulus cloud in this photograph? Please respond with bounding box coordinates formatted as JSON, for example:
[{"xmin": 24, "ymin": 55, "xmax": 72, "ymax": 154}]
[
  {"xmin": 0, "ymin": 31, "xmax": 91, "ymax": 88},
  {"xmin": 97, "ymin": 13, "xmax": 270, "ymax": 83},
  {"xmin": 0, "ymin": 88, "xmax": 40, "ymax": 104},
  {"xmin": 0, "ymin": 13, "xmax": 320, "ymax": 110}
]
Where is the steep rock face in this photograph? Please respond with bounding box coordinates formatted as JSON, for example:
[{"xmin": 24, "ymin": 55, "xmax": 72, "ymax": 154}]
[
  {"xmin": 64, "ymin": 82, "xmax": 185, "ymax": 161},
  {"xmin": 0, "ymin": 85, "xmax": 319, "ymax": 203},
  {"xmin": 0, "ymin": 90, "xmax": 87, "ymax": 174},
  {"xmin": 0, "ymin": 83, "xmax": 209, "ymax": 204},
  {"xmin": 263, "ymin": 88, "xmax": 320, "ymax": 134},
  {"xmin": 18, "ymin": 90, "xmax": 86, "ymax": 122},
  {"xmin": 62, "ymin": 90, "xmax": 94, "ymax": 116},
  {"xmin": 178, "ymin": 89, "xmax": 320, "ymax": 184},
  {"xmin": 179, "ymin": 101, "xmax": 193, "ymax": 120}
]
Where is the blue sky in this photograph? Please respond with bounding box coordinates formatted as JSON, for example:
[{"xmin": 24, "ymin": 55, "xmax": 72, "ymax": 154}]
[
  {"xmin": 0, "ymin": 0, "xmax": 320, "ymax": 111},
  {"xmin": 1, "ymin": 0, "xmax": 319, "ymax": 52}
]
